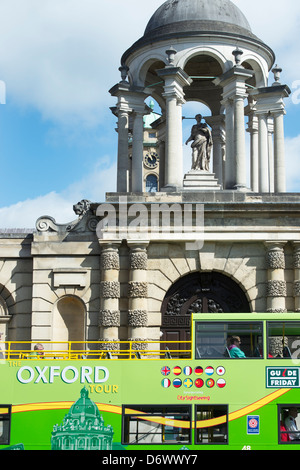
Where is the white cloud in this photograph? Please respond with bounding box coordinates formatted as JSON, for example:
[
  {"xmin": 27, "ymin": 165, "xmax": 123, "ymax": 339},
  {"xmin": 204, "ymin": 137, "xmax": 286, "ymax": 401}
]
[
  {"xmin": 0, "ymin": 0, "xmax": 299, "ymax": 229},
  {"xmin": 0, "ymin": 158, "xmax": 117, "ymax": 229},
  {"xmin": 285, "ymin": 135, "xmax": 300, "ymax": 192},
  {"xmin": 0, "ymin": 0, "xmax": 163, "ymax": 126}
]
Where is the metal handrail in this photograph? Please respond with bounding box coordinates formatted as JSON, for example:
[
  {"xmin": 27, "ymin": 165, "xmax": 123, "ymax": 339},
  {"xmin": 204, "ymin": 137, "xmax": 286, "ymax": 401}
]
[{"xmin": 0, "ymin": 340, "xmax": 192, "ymax": 360}]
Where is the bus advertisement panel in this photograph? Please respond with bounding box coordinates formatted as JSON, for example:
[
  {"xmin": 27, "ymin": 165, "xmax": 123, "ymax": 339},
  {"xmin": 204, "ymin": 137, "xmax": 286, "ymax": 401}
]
[{"xmin": 0, "ymin": 313, "xmax": 300, "ymax": 451}]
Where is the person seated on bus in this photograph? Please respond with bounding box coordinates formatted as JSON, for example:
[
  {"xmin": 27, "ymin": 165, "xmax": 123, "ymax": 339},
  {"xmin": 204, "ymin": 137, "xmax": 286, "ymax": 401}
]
[
  {"xmin": 280, "ymin": 421, "xmax": 290, "ymax": 442},
  {"xmin": 228, "ymin": 336, "xmax": 246, "ymax": 358},
  {"xmin": 284, "ymin": 407, "xmax": 299, "ymax": 441},
  {"xmin": 28, "ymin": 343, "xmax": 44, "ymax": 359}
]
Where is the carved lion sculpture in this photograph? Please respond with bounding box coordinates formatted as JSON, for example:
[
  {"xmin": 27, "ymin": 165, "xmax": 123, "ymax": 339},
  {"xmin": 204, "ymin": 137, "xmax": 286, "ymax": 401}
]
[{"xmin": 73, "ymin": 200, "xmax": 91, "ymax": 217}]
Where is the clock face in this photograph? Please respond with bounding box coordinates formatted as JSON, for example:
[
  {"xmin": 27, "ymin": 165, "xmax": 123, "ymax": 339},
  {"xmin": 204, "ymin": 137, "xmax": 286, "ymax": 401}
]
[{"xmin": 144, "ymin": 152, "xmax": 159, "ymax": 169}]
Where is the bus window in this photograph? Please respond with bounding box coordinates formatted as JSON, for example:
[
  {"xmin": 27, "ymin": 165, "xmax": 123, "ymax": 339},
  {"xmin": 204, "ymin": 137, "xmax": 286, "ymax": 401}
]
[
  {"xmin": 195, "ymin": 405, "xmax": 228, "ymax": 444},
  {"xmin": 195, "ymin": 322, "xmax": 263, "ymax": 359},
  {"xmin": 279, "ymin": 406, "xmax": 300, "ymax": 443},
  {"xmin": 122, "ymin": 405, "xmax": 192, "ymax": 445},
  {"xmin": 0, "ymin": 406, "xmax": 11, "ymax": 445},
  {"xmin": 268, "ymin": 322, "xmax": 300, "ymax": 359}
]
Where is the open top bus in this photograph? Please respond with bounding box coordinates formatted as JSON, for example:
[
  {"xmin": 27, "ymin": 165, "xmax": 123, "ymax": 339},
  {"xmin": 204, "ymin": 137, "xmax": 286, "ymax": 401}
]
[{"xmin": 1, "ymin": 313, "xmax": 300, "ymax": 450}]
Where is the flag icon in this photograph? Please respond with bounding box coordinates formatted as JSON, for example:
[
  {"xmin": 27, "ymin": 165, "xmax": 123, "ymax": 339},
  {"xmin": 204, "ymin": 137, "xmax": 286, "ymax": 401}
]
[
  {"xmin": 183, "ymin": 366, "xmax": 192, "ymax": 376},
  {"xmin": 205, "ymin": 366, "xmax": 214, "ymax": 376},
  {"xmin": 195, "ymin": 378, "xmax": 204, "ymax": 388},
  {"xmin": 173, "ymin": 366, "xmax": 182, "ymax": 376},
  {"xmin": 216, "ymin": 366, "xmax": 225, "ymax": 376},
  {"xmin": 217, "ymin": 378, "xmax": 226, "ymax": 388},
  {"xmin": 161, "ymin": 366, "xmax": 170, "ymax": 376},
  {"xmin": 194, "ymin": 367, "xmax": 203, "ymax": 376},
  {"xmin": 183, "ymin": 378, "xmax": 193, "ymax": 388},
  {"xmin": 173, "ymin": 378, "xmax": 182, "ymax": 388},
  {"xmin": 162, "ymin": 378, "xmax": 171, "ymax": 388},
  {"xmin": 206, "ymin": 378, "xmax": 215, "ymax": 388}
]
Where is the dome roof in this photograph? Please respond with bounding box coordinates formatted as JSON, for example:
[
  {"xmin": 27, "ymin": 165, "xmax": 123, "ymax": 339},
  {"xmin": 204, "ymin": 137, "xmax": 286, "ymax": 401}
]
[
  {"xmin": 144, "ymin": 0, "xmax": 253, "ymax": 40},
  {"xmin": 68, "ymin": 387, "xmax": 102, "ymax": 420},
  {"xmin": 121, "ymin": 0, "xmax": 274, "ymax": 64}
]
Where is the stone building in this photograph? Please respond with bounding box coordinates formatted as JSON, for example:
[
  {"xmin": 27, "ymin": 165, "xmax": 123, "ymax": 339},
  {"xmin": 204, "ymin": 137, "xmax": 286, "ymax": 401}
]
[{"xmin": 0, "ymin": 0, "xmax": 299, "ymax": 354}]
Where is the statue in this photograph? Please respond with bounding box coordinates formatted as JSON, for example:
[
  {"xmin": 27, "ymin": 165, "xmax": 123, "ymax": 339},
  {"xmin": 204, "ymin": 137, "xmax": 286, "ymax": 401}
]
[{"xmin": 185, "ymin": 114, "xmax": 213, "ymax": 171}]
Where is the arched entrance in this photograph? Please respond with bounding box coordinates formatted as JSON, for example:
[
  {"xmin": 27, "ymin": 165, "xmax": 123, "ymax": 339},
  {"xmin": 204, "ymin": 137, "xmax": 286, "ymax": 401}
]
[{"xmin": 161, "ymin": 272, "xmax": 250, "ymax": 346}]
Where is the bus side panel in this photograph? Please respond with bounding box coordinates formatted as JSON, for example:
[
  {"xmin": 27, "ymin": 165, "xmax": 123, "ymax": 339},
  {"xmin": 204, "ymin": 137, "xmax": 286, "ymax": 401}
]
[{"xmin": 1, "ymin": 359, "xmax": 300, "ymax": 450}]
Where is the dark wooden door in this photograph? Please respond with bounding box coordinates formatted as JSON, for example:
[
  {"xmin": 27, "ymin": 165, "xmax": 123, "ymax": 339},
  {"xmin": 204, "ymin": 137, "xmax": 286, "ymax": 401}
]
[{"xmin": 161, "ymin": 272, "xmax": 250, "ymax": 352}]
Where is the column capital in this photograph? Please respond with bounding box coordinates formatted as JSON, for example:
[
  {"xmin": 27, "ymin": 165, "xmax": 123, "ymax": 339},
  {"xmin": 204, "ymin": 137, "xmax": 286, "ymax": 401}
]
[
  {"xmin": 214, "ymin": 66, "xmax": 253, "ymax": 100},
  {"xmin": 249, "ymin": 85, "xmax": 290, "ymax": 114},
  {"xmin": 264, "ymin": 241, "xmax": 287, "ymax": 253},
  {"xmin": 264, "ymin": 241, "xmax": 286, "ymax": 270},
  {"xmin": 157, "ymin": 66, "xmax": 192, "ymax": 103}
]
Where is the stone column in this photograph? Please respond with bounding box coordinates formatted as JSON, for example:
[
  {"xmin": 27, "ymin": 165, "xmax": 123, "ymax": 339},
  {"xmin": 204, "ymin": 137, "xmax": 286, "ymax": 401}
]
[
  {"xmin": 293, "ymin": 242, "xmax": 300, "ymax": 312},
  {"xmin": 222, "ymin": 97, "xmax": 235, "ymax": 189},
  {"xmin": 268, "ymin": 117, "xmax": 274, "ymax": 193},
  {"xmin": 109, "ymin": 81, "xmax": 132, "ymax": 193},
  {"xmin": 250, "ymin": 83, "xmax": 290, "ymax": 194},
  {"xmin": 131, "ymin": 107, "xmax": 145, "ymax": 192},
  {"xmin": 257, "ymin": 112, "xmax": 269, "ymax": 193},
  {"xmin": 233, "ymin": 94, "xmax": 248, "ymax": 190},
  {"xmin": 246, "ymin": 109, "xmax": 259, "ymax": 192},
  {"xmin": 127, "ymin": 243, "xmax": 149, "ymax": 351},
  {"xmin": 205, "ymin": 115, "xmax": 225, "ymax": 187},
  {"xmin": 273, "ymin": 110, "xmax": 286, "ymax": 193},
  {"xmin": 265, "ymin": 242, "xmax": 287, "ymax": 313},
  {"xmin": 152, "ymin": 115, "xmax": 166, "ymax": 190},
  {"xmin": 157, "ymin": 65, "xmax": 192, "ymax": 190},
  {"xmin": 214, "ymin": 64, "xmax": 253, "ymax": 190},
  {"xmin": 99, "ymin": 243, "xmax": 121, "ymax": 348}
]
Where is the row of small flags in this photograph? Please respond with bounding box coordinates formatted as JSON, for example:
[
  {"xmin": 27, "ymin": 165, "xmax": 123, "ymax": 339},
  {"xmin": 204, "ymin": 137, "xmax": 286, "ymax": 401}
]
[
  {"xmin": 161, "ymin": 365, "xmax": 226, "ymax": 389},
  {"xmin": 161, "ymin": 365, "xmax": 225, "ymax": 377},
  {"xmin": 161, "ymin": 377, "xmax": 226, "ymax": 389}
]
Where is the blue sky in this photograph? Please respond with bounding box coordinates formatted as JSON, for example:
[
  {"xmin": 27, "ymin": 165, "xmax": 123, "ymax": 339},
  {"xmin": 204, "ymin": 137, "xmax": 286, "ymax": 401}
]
[{"xmin": 0, "ymin": 0, "xmax": 300, "ymax": 228}]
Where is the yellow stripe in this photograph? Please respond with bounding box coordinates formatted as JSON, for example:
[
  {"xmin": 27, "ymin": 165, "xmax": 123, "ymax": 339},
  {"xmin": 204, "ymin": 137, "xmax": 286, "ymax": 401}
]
[
  {"xmin": 12, "ymin": 402, "xmax": 122, "ymax": 415},
  {"xmin": 11, "ymin": 388, "xmax": 291, "ymax": 430},
  {"xmin": 196, "ymin": 388, "xmax": 291, "ymax": 429}
]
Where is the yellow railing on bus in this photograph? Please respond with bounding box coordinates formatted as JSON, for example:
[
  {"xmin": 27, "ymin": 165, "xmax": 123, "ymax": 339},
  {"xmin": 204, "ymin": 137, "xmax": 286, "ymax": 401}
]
[{"xmin": 0, "ymin": 341, "xmax": 192, "ymax": 360}]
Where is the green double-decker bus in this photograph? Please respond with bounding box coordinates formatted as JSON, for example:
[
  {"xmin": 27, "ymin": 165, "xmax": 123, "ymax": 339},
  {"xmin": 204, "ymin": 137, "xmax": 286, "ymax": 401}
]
[{"xmin": 1, "ymin": 313, "xmax": 300, "ymax": 450}]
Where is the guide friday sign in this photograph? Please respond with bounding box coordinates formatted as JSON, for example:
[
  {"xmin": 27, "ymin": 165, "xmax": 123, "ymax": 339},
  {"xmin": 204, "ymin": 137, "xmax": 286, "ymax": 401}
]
[{"xmin": 266, "ymin": 367, "xmax": 300, "ymax": 388}]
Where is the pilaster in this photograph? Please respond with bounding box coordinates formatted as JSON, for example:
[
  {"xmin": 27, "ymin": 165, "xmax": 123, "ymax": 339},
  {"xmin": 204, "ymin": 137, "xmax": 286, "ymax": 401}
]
[
  {"xmin": 99, "ymin": 242, "xmax": 121, "ymax": 347},
  {"xmin": 265, "ymin": 241, "xmax": 287, "ymax": 313},
  {"xmin": 127, "ymin": 242, "xmax": 149, "ymax": 350}
]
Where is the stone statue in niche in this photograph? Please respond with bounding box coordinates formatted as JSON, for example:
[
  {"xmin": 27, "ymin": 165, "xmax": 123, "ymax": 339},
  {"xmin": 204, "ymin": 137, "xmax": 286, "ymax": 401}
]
[{"xmin": 185, "ymin": 114, "xmax": 213, "ymax": 171}]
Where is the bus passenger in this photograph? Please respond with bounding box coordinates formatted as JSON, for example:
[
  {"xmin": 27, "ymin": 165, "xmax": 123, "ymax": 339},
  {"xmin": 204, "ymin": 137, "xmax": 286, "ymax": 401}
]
[
  {"xmin": 228, "ymin": 336, "xmax": 246, "ymax": 358},
  {"xmin": 285, "ymin": 408, "xmax": 299, "ymax": 441},
  {"xmin": 28, "ymin": 343, "xmax": 44, "ymax": 359}
]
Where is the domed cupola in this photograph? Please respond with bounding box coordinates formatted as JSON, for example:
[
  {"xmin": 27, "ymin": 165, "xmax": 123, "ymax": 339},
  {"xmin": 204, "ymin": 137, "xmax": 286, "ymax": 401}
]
[
  {"xmin": 110, "ymin": 0, "xmax": 290, "ymax": 194},
  {"xmin": 144, "ymin": 0, "xmax": 253, "ymax": 39},
  {"xmin": 51, "ymin": 387, "xmax": 114, "ymax": 450}
]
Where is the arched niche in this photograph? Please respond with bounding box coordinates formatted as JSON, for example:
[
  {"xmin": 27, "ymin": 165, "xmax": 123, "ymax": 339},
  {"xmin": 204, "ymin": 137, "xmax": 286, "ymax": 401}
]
[
  {"xmin": 52, "ymin": 296, "xmax": 86, "ymax": 350},
  {"xmin": 161, "ymin": 271, "xmax": 251, "ymax": 344},
  {"xmin": 183, "ymin": 54, "xmax": 224, "ymax": 115}
]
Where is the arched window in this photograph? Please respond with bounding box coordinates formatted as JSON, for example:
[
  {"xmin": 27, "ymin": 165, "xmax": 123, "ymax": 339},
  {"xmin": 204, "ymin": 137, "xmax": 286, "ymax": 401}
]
[{"xmin": 146, "ymin": 174, "xmax": 158, "ymax": 192}]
